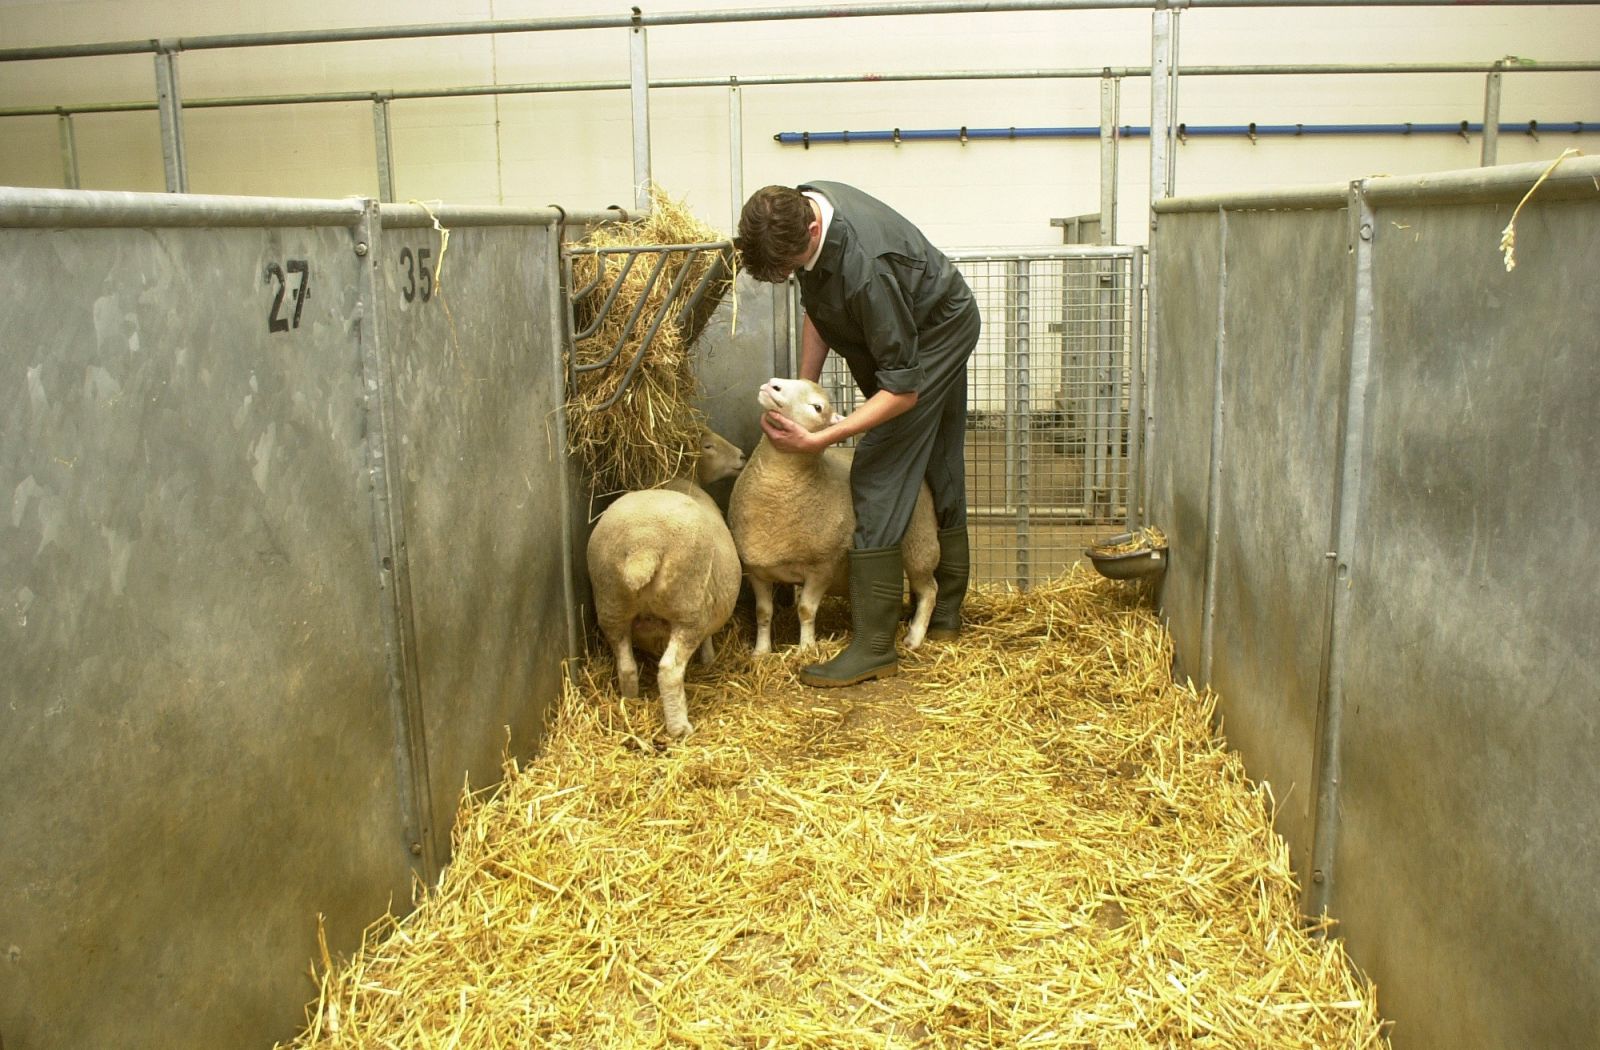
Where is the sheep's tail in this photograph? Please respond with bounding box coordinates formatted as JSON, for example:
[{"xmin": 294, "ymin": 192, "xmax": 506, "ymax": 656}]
[{"xmin": 621, "ymin": 549, "xmax": 661, "ymax": 592}]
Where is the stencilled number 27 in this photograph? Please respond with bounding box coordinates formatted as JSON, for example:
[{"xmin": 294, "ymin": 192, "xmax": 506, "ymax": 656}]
[{"xmin": 265, "ymin": 260, "xmax": 311, "ymax": 333}]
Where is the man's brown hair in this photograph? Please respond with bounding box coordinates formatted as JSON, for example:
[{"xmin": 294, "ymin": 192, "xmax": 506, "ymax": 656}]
[{"xmin": 735, "ymin": 185, "xmax": 814, "ymax": 283}]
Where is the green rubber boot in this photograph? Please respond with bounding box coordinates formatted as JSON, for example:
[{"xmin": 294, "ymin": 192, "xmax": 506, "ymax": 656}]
[
  {"xmin": 800, "ymin": 546, "xmax": 904, "ymax": 687},
  {"xmin": 926, "ymin": 525, "xmax": 970, "ymax": 641}
]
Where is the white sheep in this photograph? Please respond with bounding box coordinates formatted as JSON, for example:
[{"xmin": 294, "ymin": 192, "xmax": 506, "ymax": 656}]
[
  {"xmin": 728, "ymin": 378, "xmax": 939, "ymax": 655},
  {"xmin": 586, "ymin": 431, "xmax": 746, "ymax": 739}
]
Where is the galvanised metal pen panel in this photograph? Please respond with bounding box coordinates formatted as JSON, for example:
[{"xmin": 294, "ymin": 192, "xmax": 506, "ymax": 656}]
[
  {"xmin": 1333, "ymin": 193, "xmax": 1600, "ymax": 1050},
  {"xmin": 1209, "ymin": 207, "xmax": 1348, "ymax": 871},
  {"xmin": 0, "ymin": 219, "xmax": 418, "ymax": 1050},
  {"xmin": 1148, "ymin": 213, "xmax": 1221, "ymax": 680},
  {"xmin": 376, "ymin": 220, "xmax": 570, "ymax": 864}
]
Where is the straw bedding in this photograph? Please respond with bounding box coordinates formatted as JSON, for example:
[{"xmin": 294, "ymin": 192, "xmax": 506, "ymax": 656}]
[
  {"xmin": 565, "ymin": 188, "xmax": 733, "ymax": 497},
  {"xmin": 283, "ymin": 568, "xmax": 1390, "ymax": 1049}
]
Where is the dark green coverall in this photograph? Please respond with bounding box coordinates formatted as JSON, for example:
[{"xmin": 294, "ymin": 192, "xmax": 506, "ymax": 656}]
[{"xmin": 794, "ymin": 180, "xmax": 982, "ymax": 550}]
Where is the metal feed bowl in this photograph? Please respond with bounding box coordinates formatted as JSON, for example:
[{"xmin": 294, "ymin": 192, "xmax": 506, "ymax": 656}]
[{"xmin": 1085, "ymin": 530, "xmax": 1169, "ymax": 581}]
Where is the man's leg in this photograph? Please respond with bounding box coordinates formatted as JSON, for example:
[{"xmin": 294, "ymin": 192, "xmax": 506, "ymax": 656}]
[
  {"xmin": 798, "ymin": 398, "xmax": 939, "ymax": 687},
  {"xmin": 925, "ymin": 369, "xmax": 972, "ymax": 639}
]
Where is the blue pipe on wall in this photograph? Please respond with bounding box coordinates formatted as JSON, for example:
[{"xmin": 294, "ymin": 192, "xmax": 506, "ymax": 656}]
[{"xmin": 774, "ymin": 120, "xmax": 1590, "ymax": 147}]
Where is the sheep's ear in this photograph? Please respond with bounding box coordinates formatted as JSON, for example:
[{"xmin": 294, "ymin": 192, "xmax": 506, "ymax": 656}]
[{"xmin": 829, "ymin": 412, "xmax": 845, "ymax": 425}]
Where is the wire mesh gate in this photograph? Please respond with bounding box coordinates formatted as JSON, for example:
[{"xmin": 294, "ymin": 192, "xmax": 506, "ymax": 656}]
[{"xmin": 807, "ymin": 246, "xmax": 1146, "ymax": 588}]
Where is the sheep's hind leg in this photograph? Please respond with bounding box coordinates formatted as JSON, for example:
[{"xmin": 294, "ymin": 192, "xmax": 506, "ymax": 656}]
[
  {"xmin": 602, "ymin": 621, "xmax": 641, "ymax": 698},
  {"xmin": 697, "ymin": 634, "xmax": 717, "ymax": 666},
  {"xmin": 752, "ymin": 577, "xmax": 775, "ymax": 655},
  {"xmin": 904, "ymin": 572, "xmax": 937, "ymax": 650},
  {"xmin": 657, "ymin": 627, "xmax": 696, "ymax": 739}
]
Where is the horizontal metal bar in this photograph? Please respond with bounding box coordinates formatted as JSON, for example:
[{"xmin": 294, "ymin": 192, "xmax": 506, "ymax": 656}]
[
  {"xmin": 1358, "ymin": 152, "xmax": 1600, "ymax": 205},
  {"xmin": 1155, "ymin": 152, "xmax": 1600, "ymax": 212},
  {"xmin": 3, "ymin": 1, "xmax": 1596, "ymax": 62},
  {"xmin": 5, "ymin": 62, "xmax": 1596, "ymax": 120},
  {"xmin": 778, "ymin": 119, "xmax": 1594, "ymax": 145},
  {"xmin": 1153, "ymin": 185, "xmax": 1350, "ymax": 213},
  {"xmin": 1178, "ymin": 120, "xmax": 1591, "ymax": 136},
  {"xmin": 565, "ymin": 239, "xmax": 733, "ymax": 256},
  {"xmin": 968, "ymin": 507, "xmax": 1114, "ymax": 522},
  {"xmin": 0, "ymin": 187, "xmax": 627, "ymax": 230},
  {"xmin": 0, "ymin": 186, "xmax": 365, "ymax": 227},
  {"xmin": 377, "ymin": 201, "xmax": 628, "ymax": 228},
  {"xmin": 947, "ymin": 245, "xmax": 1141, "ymax": 260},
  {"xmin": 0, "ymin": 5, "xmax": 1143, "ymax": 62}
]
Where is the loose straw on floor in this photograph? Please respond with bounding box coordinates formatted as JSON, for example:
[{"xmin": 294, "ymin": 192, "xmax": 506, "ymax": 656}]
[{"xmin": 281, "ymin": 567, "xmax": 1390, "ymax": 1050}]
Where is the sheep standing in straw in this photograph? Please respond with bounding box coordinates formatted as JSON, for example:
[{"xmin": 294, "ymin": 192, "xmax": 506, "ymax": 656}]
[
  {"xmin": 729, "ymin": 378, "xmax": 939, "ymax": 671},
  {"xmin": 587, "ymin": 432, "xmax": 745, "ymax": 739}
]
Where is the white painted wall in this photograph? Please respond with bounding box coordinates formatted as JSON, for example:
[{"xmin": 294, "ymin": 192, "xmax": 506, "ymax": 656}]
[{"xmin": 0, "ymin": 1, "xmax": 1594, "ymax": 246}]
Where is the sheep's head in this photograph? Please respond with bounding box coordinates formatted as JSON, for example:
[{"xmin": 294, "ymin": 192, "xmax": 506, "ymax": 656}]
[
  {"xmin": 695, "ymin": 430, "xmax": 746, "ymax": 485},
  {"xmin": 757, "ymin": 378, "xmax": 843, "ymax": 435}
]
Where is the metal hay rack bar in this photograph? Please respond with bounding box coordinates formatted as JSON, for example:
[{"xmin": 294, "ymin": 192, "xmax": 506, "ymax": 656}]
[{"xmin": 563, "ymin": 238, "xmax": 734, "ymax": 411}]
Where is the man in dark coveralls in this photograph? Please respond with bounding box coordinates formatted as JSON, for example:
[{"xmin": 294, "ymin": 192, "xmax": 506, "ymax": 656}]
[{"xmin": 735, "ymin": 182, "xmax": 981, "ymax": 687}]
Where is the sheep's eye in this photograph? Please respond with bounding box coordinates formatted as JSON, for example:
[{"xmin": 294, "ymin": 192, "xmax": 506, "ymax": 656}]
[{"xmin": 810, "ymin": 403, "xmax": 823, "ymax": 413}]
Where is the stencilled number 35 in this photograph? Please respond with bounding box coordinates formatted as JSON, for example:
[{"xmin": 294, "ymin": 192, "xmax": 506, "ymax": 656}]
[
  {"xmin": 265, "ymin": 260, "xmax": 310, "ymax": 333},
  {"xmin": 399, "ymin": 246, "xmax": 433, "ymax": 303}
]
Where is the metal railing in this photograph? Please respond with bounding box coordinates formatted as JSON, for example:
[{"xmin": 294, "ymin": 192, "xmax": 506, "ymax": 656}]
[
  {"xmin": 2, "ymin": 3, "xmax": 1594, "ymax": 228},
  {"xmin": 812, "ymin": 245, "xmax": 1145, "ymax": 588}
]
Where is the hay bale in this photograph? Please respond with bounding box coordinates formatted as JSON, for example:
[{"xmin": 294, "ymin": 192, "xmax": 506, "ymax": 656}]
[
  {"xmin": 566, "ymin": 187, "xmax": 733, "ymax": 496},
  {"xmin": 281, "ymin": 567, "xmax": 1390, "ymax": 1049}
]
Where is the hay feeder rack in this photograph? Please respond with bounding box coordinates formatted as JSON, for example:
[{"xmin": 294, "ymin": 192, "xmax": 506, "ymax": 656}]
[{"xmin": 563, "ymin": 239, "xmax": 734, "ymax": 410}]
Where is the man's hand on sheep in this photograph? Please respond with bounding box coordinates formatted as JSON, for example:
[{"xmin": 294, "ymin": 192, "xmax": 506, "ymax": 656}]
[{"xmin": 760, "ymin": 409, "xmax": 831, "ymax": 454}]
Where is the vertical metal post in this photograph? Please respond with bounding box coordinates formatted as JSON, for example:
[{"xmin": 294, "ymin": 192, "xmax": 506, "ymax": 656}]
[
  {"xmin": 1199, "ymin": 209, "xmax": 1229, "ymax": 687},
  {"xmin": 546, "ymin": 226, "xmax": 583, "ymax": 677},
  {"xmin": 1306, "ymin": 185, "xmax": 1377, "ymax": 921},
  {"xmin": 1167, "ymin": 10, "xmax": 1182, "ymax": 195},
  {"xmin": 1015, "ymin": 260, "xmax": 1032, "ymax": 589},
  {"xmin": 1098, "ymin": 70, "xmax": 1124, "ymax": 516},
  {"xmin": 1481, "ymin": 61, "xmax": 1504, "ymax": 167},
  {"xmin": 153, "ymin": 41, "xmax": 189, "ymax": 193},
  {"xmin": 354, "ymin": 200, "xmax": 436, "ymax": 881},
  {"xmin": 729, "ymin": 77, "xmax": 745, "ymax": 233},
  {"xmin": 1004, "ymin": 261, "xmax": 1021, "ymax": 521},
  {"xmin": 1144, "ymin": 3, "xmax": 1180, "ymax": 553},
  {"xmin": 629, "ymin": 9, "xmax": 653, "ymax": 213},
  {"xmin": 1149, "ymin": 5, "xmax": 1181, "ymax": 204},
  {"xmin": 1095, "ymin": 256, "xmax": 1120, "ymax": 520},
  {"xmin": 57, "ymin": 112, "xmax": 80, "ymax": 190},
  {"xmin": 373, "ymin": 97, "xmax": 397, "ymax": 203},
  {"xmin": 1099, "ymin": 71, "xmax": 1121, "ymax": 246},
  {"xmin": 1126, "ymin": 247, "xmax": 1146, "ymax": 531}
]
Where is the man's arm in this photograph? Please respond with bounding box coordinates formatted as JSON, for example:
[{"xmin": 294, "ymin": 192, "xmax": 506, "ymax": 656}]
[{"xmin": 797, "ymin": 313, "xmax": 829, "ymax": 382}]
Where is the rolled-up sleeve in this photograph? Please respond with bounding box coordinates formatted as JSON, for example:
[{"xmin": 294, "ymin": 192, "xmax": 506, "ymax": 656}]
[{"xmin": 850, "ymin": 266, "xmax": 924, "ymax": 394}]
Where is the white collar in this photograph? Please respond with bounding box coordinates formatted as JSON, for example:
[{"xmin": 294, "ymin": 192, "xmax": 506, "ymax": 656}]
[{"xmin": 800, "ymin": 190, "xmax": 833, "ymax": 272}]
